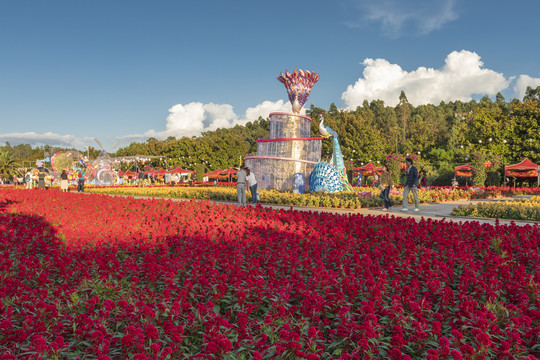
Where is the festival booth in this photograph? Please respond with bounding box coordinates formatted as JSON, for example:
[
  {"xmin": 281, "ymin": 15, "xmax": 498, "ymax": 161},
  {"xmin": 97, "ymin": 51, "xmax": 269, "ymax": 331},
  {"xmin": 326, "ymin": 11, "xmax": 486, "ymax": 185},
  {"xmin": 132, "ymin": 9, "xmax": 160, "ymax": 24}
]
[
  {"xmin": 352, "ymin": 162, "xmax": 382, "ymax": 177},
  {"xmin": 504, "ymin": 158, "xmax": 540, "ymax": 186},
  {"xmin": 204, "ymin": 168, "xmax": 223, "ymax": 179},
  {"xmin": 169, "ymin": 166, "xmax": 191, "ymax": 175},
  {"xmin": 169, "ymin": 166, "xmax": 193, "ymax": 183},
  {"xmin": 122, "ymin": 170, "xmax": 138, "ymax": 179},
  {"xmin": 219, "ymin": 168, "xmax": 238, "ymax": 182},
  {"xmin": 454, "ymin": 164, "xmax": 472, "ymax": 178},
  {"xmin": 120, "ymin": 170, "xmax": 138, "ymax": 185},
  {"xmin": 454, "ymin": 162, "xmax": 493, "ymax": 178},
  {"xmin": 152, "ymin": 168, "xmax": 168, "ymax": 183}
]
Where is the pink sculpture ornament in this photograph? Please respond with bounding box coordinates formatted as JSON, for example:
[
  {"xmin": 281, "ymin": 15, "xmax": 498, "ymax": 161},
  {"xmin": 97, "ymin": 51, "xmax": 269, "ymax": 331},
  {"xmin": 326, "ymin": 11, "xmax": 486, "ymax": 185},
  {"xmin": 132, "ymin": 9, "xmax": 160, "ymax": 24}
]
[{"xmin": 277, "ymin": 69, "xmax": 320, "ymax": 113}]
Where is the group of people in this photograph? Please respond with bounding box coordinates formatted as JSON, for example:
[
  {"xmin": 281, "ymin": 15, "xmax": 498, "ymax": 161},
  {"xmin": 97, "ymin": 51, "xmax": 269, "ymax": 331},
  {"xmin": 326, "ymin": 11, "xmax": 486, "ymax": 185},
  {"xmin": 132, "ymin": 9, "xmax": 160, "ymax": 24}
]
[
  {"xmin": 372, "ymin": 157, "xmax": 422, "ymax": 212},
  {"xmin": 20, "ymin": 168, "xmax": 85, "ymax": 192},
  {"xmin": 58, "ymin": 169, "xmax": 86, "ymax": 192},
  {"xmin": 23, "ymin": 169, "xmax": 46, "ymax": 189},
  {"xmin": 235, "ymin": 158, "xmax": 423, "ymax": 210},
  {"xmin": 236, "ymin": 165, "xmax": 258, "ymax": 206}
]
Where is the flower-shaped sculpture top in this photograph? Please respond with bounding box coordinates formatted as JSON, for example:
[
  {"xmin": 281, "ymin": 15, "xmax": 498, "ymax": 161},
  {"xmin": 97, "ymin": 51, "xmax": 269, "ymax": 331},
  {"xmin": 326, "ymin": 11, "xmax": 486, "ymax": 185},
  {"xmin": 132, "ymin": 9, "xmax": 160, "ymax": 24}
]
[{"xmin": 277, "ymin": 69, "xmax": 320, "ymax": 113}]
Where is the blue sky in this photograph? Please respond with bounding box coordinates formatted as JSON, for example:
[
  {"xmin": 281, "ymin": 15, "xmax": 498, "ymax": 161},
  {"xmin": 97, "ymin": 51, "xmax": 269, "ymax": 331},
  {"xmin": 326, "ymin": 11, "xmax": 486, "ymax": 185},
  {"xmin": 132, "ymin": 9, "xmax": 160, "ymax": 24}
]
[{"xmin": 1, "ymin": 0, "xmax": 539, "ymax": 150}]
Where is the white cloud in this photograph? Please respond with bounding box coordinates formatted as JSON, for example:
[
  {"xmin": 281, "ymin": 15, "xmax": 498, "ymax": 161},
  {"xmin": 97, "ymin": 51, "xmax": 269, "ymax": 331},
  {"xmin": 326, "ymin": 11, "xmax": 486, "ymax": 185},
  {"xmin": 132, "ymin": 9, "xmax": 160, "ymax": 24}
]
[
  {"xmin": 244, "ymin": 99, "xmax": 294, "ymax": 123},
  {"xmin": 513, "ymin": 75, "xmax": 540, "ymax": 100},
  {"xmin": 342, "ymin": 50, "xmax": 511, "ymax": 107},
  {"xmin": 0, "ymin": 132, "xmax": 92, "ymax": 149},
  {"xmin": 0, "ymin": 99, "xmax": 296, "ymax": 148},
  {"xmin": 347, "ymin": 0, "xmax": 458, "ymax": 36},
  {"xmin": 122, "ymin": 99, "xmax": 294, "ymax": 141}
]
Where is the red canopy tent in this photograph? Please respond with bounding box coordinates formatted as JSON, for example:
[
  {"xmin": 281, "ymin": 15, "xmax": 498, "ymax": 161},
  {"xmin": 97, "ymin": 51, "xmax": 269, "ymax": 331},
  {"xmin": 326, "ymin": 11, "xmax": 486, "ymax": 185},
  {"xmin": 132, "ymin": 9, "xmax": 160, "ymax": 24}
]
[
  {"xmin": 455, "ymin": 164, "xmax": 472, "ymax": 177},
  {"xmin": 504, "ymin": 158, "xmax": 540, "ymax": 185},
  {"xmin": 123, "ymin": 170, "xmax": 138, "ymax": 178},
  {"xmin": 219, "ymin": 167, "xmax": 238, "ymax": 181},
  {"xmin": 204, "ymin": 168, "xmax": 223, "ymax": 178},
  {"xmin": 168, "ymin": 166, "xmax": 192, "ymax": 174},
  {"xmin": 353, "ymin": 162, "xmax": 382, "ymax": 177},
  {"xmin": 153, "ymin": 168, "xmax": 168, "ymax": 176},
  {"xmin": 454, "ymin": 162, "xmax": 493, "ymax": 178}
]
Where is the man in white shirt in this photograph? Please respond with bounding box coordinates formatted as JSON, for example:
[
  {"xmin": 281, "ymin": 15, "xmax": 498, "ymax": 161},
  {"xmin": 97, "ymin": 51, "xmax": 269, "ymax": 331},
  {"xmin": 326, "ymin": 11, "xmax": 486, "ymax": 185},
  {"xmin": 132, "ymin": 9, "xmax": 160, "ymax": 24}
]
[
  {"xmin": 246, "ymin": 167, "xmax": 258, "ymax": 205},
  {"xmin": 25, "ymin": 170, "xmax": 33, "ymax": 189}
]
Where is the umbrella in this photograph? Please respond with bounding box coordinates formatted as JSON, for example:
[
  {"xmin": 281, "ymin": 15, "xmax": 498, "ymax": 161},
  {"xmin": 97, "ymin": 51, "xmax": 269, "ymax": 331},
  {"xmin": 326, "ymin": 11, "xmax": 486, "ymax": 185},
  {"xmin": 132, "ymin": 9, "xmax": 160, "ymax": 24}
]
[{"xmin": 37, "ymin": 167, "xmax": 49, "ymax": 173}]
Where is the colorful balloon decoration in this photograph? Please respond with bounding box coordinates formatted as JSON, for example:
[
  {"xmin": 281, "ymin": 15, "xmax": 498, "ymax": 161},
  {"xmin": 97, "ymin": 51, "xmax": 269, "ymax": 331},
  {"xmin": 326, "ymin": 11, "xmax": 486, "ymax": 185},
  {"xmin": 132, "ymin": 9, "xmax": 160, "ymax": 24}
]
[
  {"xmin": 277, "ymin": 69, "xmax": 320, "ymax": 114},
  {"xmin": 51, "ymin": 151, "xmax": 82, "ymax": 173}
]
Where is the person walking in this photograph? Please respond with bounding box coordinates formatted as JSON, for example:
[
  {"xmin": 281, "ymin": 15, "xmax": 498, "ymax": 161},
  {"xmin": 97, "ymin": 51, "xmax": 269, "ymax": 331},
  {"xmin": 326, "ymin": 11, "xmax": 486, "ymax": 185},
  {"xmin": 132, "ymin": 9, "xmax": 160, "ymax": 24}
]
[
  {"xmin": 380, "ymin": 165, "xmax": 393, "ymax": 211},
  {"xmin": 77, "ymin": 170, "xmax": 85, "ymax": 192},
  {"xmin": 373, "ymin": 173, "xmax": 381, "ymax": 189},
  {"xmin": 25, "ymin": 170, "xmax": 33, "ymax": 189},
  {"xmin": 60, "ymin": 169, "xmax": 69, "ymax": 192},
  {"xmin": 236, "ymin": 165, "xmax": 247, "ymax": 206},
  {"xmin": 37, "ymin": 171, "xmax": 46, "ymax": 189},
  {"xmin": 401, "ymin": 158, "xmax": 420, "ymax": 212},
  {"xmin": 246, "ymin": 167, "xmax": 258, "ymax": 205}
]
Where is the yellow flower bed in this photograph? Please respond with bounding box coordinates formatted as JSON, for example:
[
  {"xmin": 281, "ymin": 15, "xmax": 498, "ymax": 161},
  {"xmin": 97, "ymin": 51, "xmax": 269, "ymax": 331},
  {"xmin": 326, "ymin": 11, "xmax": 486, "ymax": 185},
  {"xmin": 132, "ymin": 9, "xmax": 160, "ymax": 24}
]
[
  {"xmin": 87, "ymin": 186, "xmax": 387, "ymax": 209},
  {"xmin": 451, "ymin": 196, "xmax": 540, "ymax": 221},
  {"xmin": 87, "ymin": 185, "xmax": 480, "ymax": 210}
]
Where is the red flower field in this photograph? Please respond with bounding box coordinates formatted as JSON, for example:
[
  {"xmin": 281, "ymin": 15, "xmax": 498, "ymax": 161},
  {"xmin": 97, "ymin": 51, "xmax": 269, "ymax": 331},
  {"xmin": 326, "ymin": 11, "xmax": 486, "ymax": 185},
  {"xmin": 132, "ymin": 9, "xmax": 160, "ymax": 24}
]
[{"xmin": 0, "ymin": 189, "xmax": 539, "ymax": 359}]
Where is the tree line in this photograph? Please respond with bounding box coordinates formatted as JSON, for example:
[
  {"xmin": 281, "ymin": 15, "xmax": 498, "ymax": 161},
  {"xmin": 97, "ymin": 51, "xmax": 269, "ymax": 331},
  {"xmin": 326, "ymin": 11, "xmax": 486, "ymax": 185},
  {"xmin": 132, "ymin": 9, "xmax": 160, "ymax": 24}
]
[{"xmin": 1, "ymin": 86, "xmax": 539, "ymax": 185}]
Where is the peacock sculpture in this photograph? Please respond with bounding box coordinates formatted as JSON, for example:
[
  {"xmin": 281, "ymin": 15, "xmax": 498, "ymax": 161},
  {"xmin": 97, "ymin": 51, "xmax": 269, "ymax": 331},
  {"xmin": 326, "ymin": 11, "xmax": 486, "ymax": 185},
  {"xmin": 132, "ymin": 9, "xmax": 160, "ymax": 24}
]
[{"xmin": 309, "ymin": 115, "xmax": 353, "ymax": 193}]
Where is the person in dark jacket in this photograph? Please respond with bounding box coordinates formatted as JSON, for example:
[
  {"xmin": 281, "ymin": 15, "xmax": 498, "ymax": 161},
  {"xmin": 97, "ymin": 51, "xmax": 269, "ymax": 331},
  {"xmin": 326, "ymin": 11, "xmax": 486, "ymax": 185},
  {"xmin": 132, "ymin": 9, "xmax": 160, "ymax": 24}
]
[
  {"xmin": 60, "ymin": 169, "xmax": 69, "ymax": 192},
  {"xmin": 401, "ymin": 157, "xmax": 420, "ymax": 212},
  {"xmin": 77, "ymin": 170, "xmax": 85, "ymax": 192},
  {"xmin": 380, "ymin": 165, "xmax": 393, "ymax": 211}
]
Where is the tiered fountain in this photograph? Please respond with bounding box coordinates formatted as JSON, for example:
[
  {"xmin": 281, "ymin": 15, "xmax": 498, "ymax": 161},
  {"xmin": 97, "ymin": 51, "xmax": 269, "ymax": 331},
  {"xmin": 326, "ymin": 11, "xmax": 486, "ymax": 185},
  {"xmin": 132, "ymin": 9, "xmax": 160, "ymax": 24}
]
[{"xmin": 244, "ymin": 69, "xmax": 322, "ymax": 192}]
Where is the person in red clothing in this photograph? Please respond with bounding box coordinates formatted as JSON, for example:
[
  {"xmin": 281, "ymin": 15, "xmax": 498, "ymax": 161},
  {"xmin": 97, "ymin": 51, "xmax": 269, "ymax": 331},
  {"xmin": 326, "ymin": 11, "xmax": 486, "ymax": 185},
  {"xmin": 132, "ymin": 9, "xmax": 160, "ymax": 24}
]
[{"xmin": 419, "ymin": 172, "xmax": 428, "ymax": 188}]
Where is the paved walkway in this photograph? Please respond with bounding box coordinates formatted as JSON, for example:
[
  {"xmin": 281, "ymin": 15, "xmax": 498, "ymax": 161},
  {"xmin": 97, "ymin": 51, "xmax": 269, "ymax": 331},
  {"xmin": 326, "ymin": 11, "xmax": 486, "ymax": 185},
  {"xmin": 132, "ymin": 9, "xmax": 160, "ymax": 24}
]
[
  {"xmin": 113, "ymin": 194, "xmax": 538, "ymax": 227},
  {"xmin": 250, "ymin": 199, "xmax": 538, "ymax": 227}
]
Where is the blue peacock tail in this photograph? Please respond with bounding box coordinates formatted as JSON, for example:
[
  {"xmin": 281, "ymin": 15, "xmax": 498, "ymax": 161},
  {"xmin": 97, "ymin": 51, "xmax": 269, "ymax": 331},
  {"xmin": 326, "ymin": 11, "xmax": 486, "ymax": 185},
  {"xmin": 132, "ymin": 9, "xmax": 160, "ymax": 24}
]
[
  {"xmin": 309, "ymin": 162, "xmax": 343, "ymax": 193},
  {"xmin": 311, "ymin": 115, "xmax": 353, "ymax": 193}
]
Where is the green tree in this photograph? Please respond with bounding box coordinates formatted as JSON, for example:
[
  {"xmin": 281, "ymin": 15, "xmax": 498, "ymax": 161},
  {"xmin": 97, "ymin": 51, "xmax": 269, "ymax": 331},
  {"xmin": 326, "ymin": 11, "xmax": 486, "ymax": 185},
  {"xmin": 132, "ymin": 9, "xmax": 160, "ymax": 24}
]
[
  {"xmin": 508, "ymin": 101, "xmax": 540, "ymax": 164},
  {"xmin": 0, "ymin": 149, "xmax": 21, "ymax": 179},
  {"xmin": 464, "ymin": 106, "xmax": 514, "ymax": 163},
  {"xmin": 385, "ymin": 153, "xmax": 404, "ymax": 185},
  {"xmin": 523, "ymin": 86, "xmax": 540, "ymax": 102},
  {"xmin": 395, "ymin": 90, "xmax": 412, "ymax": 147}
]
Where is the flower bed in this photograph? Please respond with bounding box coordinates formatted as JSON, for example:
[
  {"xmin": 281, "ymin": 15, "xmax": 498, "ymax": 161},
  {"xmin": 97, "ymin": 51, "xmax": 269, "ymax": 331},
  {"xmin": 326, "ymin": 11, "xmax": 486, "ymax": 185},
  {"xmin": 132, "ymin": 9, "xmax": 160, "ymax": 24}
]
[
  {"xmin": 451, "ymin": 196, "xmax": 540, "ymax": 221},
  {"xmin": 86, "ymin": 186, "xmax": 377, "ymax": 209},
  {"xmin": 468, "ymin": 186, "xmax": 540, "ymax": 199},
  {"xmin": 86, "ymin": 185, "xmax": 504, "ymax": 209},
  {"xmin": 1, "ymin": 189, "xmax": 539, "ymax": 359}
]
